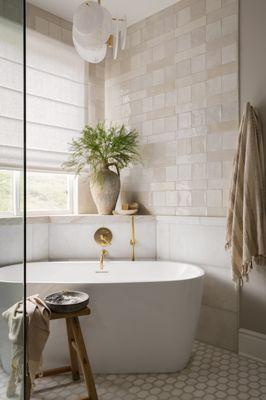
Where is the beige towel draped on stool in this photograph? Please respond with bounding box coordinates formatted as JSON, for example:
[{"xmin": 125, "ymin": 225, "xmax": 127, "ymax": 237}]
[
  {"xmin": 226, "ymin": 102, "xmax": 266, "ymax": 283},
  {"xmin": 2, "ymin": 295, "xmax": 51, "ymax": 398}
]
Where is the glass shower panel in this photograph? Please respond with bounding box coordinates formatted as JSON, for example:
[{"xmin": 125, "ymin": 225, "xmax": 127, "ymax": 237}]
[{"xmin": 0, "ymin": 0, "xmax": 25, "ymax": 399}]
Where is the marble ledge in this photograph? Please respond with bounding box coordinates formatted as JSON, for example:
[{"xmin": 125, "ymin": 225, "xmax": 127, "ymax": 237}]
[
  {"xmin": 0, "ymin": 215, "xmax": 226, "ymax": 226},
  {"xmin": 0, "ymin": 214, "xmax": 156, "ymax": 226}
]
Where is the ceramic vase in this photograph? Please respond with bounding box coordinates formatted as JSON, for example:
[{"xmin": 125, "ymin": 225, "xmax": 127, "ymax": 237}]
[{"xmin": 90, "ymin": 169, "xmax": 120, "ymax": 215}]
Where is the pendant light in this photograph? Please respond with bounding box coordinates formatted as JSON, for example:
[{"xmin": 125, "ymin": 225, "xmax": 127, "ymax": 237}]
[{"xmin": 72, "ymin": 0, "xmax": 127, "ymax": 63}]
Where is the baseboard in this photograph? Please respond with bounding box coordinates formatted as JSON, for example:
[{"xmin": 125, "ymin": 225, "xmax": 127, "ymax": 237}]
[{"xmin": 239, "ymin": 329, "xmax": 266, "ymax": 363}]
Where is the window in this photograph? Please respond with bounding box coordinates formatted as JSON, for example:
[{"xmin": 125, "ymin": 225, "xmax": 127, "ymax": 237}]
[
  {"xmin": 0, "ymin": 170, "xmax": 75, "ymax": 216},
  {"xmin": 0, "ymin": 170, "xmax": 13, "ymax": 214}
]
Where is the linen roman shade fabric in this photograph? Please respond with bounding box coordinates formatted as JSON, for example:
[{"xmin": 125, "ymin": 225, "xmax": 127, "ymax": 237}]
[
  {"xmin": 0, "ymin": 17, "xmax": 88, "ymax": 171},
  {"xmin": 226, "ymin": 102, "xmax": 266, "ymax": 283}
]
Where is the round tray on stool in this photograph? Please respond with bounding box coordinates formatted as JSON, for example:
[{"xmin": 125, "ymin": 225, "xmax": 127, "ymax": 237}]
[{"xmin": 44, "ymin": 291, "xmax": 89, "ymax": 313}]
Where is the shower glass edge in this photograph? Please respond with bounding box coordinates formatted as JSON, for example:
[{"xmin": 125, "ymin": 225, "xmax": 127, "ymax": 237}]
[{"xmin": 0, "ymin": 0, "xmax": 26, "ymax": 398}]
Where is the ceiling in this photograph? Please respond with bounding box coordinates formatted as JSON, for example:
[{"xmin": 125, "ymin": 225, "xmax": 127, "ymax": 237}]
[{"xmin": 28, "ymin": 0, "xmax": 178, "ymax": 26}]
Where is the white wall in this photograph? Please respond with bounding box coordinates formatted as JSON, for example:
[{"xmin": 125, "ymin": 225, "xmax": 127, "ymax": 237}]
[
  {"xmin": 0, "ymin": 216, "xmax": 156, "ymax": 267},
  {"xmin": 239, "ymin": 0, "xmax": 266, "ymax": 336}
]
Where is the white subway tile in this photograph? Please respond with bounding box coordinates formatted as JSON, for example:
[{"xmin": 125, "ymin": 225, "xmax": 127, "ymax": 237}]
[
  {"xmin": 177, "ymin": 138, "xmax": 192, "ymax": 155},
  {"xmin": 176, "ymin": 59, "xmax": 191, "ymax": 77},
  {"xmin": 142, "ymin": 97, "xmax": 153, "ymax": 112},
  {"xmin": 207, "ymin": 190, "xmax": 223, "ymax": 206},
  {"xmin": 191, "ymin": 54, "xmax": 206, "ymax": 73},
  {"xmin": 191, "ymin": 26, "xmax": 206, "ymax": 47},
  {"xmin": 192, "ymin": 109, "xmax": 206, "ymax": 127},
  {"xmin": 192, "ymin": 162, "xmax": 206, "ymax": 179},
  {"xmin": 206, "ymin": 105, "xmax": 221, "ymax": 124},
  {"xmin": 131, "ymin": 30, "xmax": 142, "ymax": 47},
  {"xmin": 178, "ymin": 164, "xmax": 192, "ymax": 180},
  {"xmin": 177, "ymin": 6, "xmax": 191, "ymax": 27},
  {"xmin": 152, "ymin": 118, "xmax": 164, "ymax": 134},
  {"xmin": 192, "ymin": 190, "xmax": 206, "ymax": 207},
  {"xmin": 207, "ymin": 76, "xmax": 222, "ymax": 96},
  {"xmin": 177, "ymin": 33, "xmax": 192, "ymax": 52},
  {"xmin": 166, "ymin": 166, "xmax": 178, "ymax": 181},
  {"xmin": 165, "ymin": 115, "xmax": 178, "ymax": 131},
  {"xmin": 222, "ymin": 43, "xmax": 237, "ymax": 64},
  {"xmin": 207, "ymin": 161, "xmax": 222, "ymax": 178},
  {"xmin": 142, "ymin": 120, "xmax": 153, "ymax": 136},
  {"xmin": 222, "ymin": 102, "xmax": 238, "ymax": 121},
  {"xmin": 206, "ymin": 49, "xmax": 222, "ymax": 69},
  {"xmin": 166, "ymin": 191, "xmax": 178, "ymax": 206},
  {"xmin": 153, "ymin": 191, "xmax": 166, "ymax": 206},
  {"xmin": 178, "ymin": 85, "xmax": 191, "ymax": 104},
  {"xmin": 152, "ymin": 43, "xmax": 165, "ymax": 61},
  {"xmin": 192, "ymin": 82, "xmax": 206, "ymax": 100},
  {"xmin": 222, "ymin": 14, "xmax": 237, "ymax": 36},
  {"xmin": 192, "ymin": 136, "xmax": 206, "ymax": 153},
  {"xmin": 222, "ymin": 73, "xmax": 237, "ymax": 92},
  {"xmin": 153, "ymin": 93, "xmax": 165, "ymax": 110},
  {"xmin": 177, "ymin": 190, "xmax": 192, "ymax": 206},
  {"xmin": 206, "ymin": 21, "xmax": 222, "ymax": 42},
  {"xmin": 179, "ymin": 111, "xmax": 192, "ymax": 128},
  {"xmin": 153, "ymin": 69, "xmax": 165, "ymax": 86},
  {"xmin": 206, "ymin": 0, "xmax": 221, "ymax": 13}
]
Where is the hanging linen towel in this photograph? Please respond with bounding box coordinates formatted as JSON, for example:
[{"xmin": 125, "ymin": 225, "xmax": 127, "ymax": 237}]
[
  {"xmin": 2, "ymin": 295, "xmax": 51, "ymax": 398},
  {"xmin": 26, "ymin": 295, "xmax": 51, "ymax": 383},
  {"xmin": 226, "ymin": 102, "xmax": 266, "ymax": 283},
  {"xmin": 2, "ymin": 301, "xmax": 24, "ymax": 398}
]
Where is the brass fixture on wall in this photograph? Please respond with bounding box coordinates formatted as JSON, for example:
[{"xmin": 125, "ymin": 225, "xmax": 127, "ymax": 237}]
[
  {"xmin": 94, "ymin": 227, "xmax": 112, "ymax": 273},
  {"xmin": 94, "ymin": 227, "xmax": 112, "ymax": 247},
  {"xmin": 97, "ymin": 0, "xmax": 126, "ymax": 50},
  {"xmin": 130, "ymin": 216, "xmax": 136, "ymax": 261}
]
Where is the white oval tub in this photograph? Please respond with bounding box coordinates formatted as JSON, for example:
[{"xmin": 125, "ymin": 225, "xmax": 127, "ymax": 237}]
[{"xmin": 0, "ymin": 261, "xmax": 204, "ymax": 374}]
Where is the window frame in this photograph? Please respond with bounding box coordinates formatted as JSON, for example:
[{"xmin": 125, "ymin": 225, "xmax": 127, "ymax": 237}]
[{"xmin": 0, "ymin": 169, "xmax": 76, "ymax": 217}]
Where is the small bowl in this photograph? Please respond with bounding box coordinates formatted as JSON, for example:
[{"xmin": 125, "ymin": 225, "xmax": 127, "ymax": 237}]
[
  {"xmin": 44, "ymin": 291, "xmax": 89, "ymax": 313},
  {"xmin": 113, "ymin": 209, "xmax": 138, "ymax": 215}
]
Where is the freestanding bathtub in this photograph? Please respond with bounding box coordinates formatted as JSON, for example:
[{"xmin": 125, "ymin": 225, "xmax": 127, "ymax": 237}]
[{"xmin": 0, "ymin": 261, "xmax": 204, "ymax": 374}]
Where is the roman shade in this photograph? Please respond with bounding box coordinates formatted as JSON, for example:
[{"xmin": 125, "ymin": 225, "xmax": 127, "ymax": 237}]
[{"xmin": 0, "ymin": 17, "xmax": 89, "ymax": 171}]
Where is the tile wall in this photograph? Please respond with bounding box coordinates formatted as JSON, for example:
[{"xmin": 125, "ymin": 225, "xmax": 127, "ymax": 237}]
[{"xmin": 105, "ymin": 0, "xmax": 239, "ymax": 217}]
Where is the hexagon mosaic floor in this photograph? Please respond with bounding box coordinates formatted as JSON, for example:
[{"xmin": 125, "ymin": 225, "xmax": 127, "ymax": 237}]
[{"xmin": 0, "ymin": 341, "xmax": 266, "ymax": 400}]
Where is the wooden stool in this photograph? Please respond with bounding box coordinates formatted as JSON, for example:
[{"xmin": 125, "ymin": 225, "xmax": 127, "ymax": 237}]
[{"xmin": 40, "ymin": 307, "xmax": 98, "ymax": 400}]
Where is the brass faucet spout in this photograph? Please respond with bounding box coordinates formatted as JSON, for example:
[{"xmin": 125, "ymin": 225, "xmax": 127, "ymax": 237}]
[{"xmin": 100, "ymin": 249, "xmax": 108, "ymax": 271}]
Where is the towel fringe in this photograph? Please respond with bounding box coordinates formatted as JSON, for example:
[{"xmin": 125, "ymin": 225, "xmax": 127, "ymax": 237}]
[
  {"xmin": 239, "ymin": 255, "xmax": 266, "ymax": 285},
  {"xmin": 225, "ymin": 241, "xmax": 231, "ymax": 251}
]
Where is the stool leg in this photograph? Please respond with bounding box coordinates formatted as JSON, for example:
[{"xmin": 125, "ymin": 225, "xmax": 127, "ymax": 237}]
[
  {"xmin": 70, "ymin": 317, "xmax": 98, "ymax": 400},
  {"xmin": 66, "ymin": 319, "xmax": 80, "ymax": 381}
]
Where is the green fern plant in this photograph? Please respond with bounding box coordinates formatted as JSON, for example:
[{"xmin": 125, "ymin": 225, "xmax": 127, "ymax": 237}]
[{"xmin": 64, "ymin": 122, "xmax": 140, "ymax": 181}]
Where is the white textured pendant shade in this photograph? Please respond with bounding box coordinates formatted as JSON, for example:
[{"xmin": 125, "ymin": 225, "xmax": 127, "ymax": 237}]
[
  {"xmin": 73, "ymin": 2, "xmax": 104, "ymax": 35},
  {"xmin": 73, "ymin": 35, "xmax": 107, "ymax": 63},
  {"xmin": 72, "ymin": 1, "xmax": 126, "ymax": 63}
]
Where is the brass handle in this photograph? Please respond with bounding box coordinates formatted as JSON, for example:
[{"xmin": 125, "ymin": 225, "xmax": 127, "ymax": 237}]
[{"xmin": 94, "ymin": 228, "xmax": 112, "ymax": 247}]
